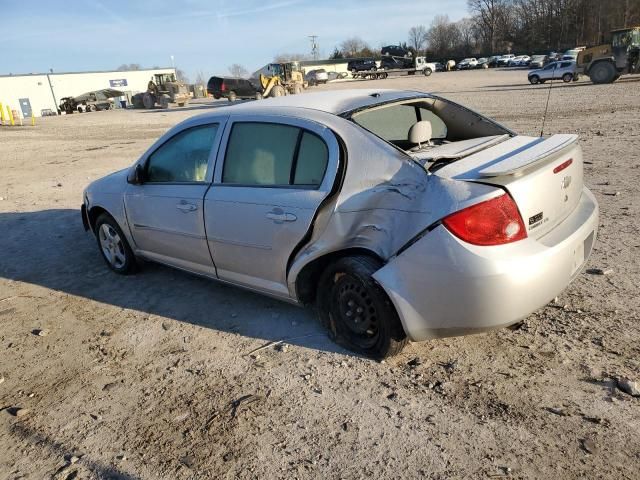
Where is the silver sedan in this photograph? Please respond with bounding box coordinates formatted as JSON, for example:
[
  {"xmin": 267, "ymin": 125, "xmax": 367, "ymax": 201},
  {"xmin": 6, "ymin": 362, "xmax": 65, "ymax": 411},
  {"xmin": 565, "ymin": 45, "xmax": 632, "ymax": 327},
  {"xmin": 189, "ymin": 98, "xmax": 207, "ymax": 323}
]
[{"xmin": 82, "ymin": 89, "xmax": 598, "ymax": 358}]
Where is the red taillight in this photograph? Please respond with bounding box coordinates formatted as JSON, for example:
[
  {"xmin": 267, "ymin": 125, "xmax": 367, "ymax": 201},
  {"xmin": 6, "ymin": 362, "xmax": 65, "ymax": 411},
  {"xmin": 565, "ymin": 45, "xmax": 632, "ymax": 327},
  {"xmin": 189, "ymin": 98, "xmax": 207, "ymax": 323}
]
[
  {"xmin": 221, "ymin": 82, "xmax": 226, "ymax": 92},
  {"xmin": 442, "ymin": 194, "xmax": 527, "ymax": 246},
  {"xmin": 553, "ymin": 158, "xmax": 573, "ymax": 174}
]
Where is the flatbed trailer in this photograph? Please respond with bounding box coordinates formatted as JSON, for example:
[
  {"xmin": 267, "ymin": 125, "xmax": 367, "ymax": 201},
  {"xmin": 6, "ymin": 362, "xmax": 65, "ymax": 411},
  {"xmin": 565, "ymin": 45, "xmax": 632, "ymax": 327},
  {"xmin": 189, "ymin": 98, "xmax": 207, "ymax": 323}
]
[{"xmin": 352, "ymin": 67, "xmax": 434, "ymax": 79}]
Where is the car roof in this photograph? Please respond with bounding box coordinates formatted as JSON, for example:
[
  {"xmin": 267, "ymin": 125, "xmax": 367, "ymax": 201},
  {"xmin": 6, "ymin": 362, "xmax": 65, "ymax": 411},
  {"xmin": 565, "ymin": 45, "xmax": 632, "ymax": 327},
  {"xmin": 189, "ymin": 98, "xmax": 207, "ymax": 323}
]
[{"xmin": 213, "ymin": 89, "xmax": 430, "ymax": 116}]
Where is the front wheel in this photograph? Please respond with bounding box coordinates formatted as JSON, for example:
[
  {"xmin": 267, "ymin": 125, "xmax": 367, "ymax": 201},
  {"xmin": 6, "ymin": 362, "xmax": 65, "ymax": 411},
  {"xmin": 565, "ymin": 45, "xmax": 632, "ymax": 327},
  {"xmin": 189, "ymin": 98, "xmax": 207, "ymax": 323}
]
[
  {"xmin": 423, "ymin": 68, "xmax": 432, "ymax": 76},
  {"xmin": 562, "ymin": 73, "xmax": 573, "ymax": 83},
  {"xmin": 95, "ymin": 214, "xmax": 137, "ymax": 275},
  {"xmin": 529, "ymin": 75, "xmax": 540, "ymax": 85},
  {"xmin": 317, "ymin": 256, "xmax": 408, "ymax": 359}
]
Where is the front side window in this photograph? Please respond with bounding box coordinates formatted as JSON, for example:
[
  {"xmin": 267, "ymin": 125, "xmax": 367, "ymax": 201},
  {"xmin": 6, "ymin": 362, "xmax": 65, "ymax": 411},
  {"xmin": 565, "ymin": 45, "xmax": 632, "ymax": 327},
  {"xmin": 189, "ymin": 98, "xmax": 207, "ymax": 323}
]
[
  {"xmin": 222, "ymin": 122, "xmax": 328, "ymax": 187},
  {"xmin": 146, "ymin": 124, "xmax": 218, "ymax": 183}
]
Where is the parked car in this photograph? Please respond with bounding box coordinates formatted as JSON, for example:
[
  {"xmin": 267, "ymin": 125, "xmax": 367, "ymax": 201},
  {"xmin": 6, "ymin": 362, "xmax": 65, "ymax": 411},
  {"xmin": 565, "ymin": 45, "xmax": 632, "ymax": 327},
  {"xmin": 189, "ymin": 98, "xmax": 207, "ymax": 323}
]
[
  {"xmin": 529, "ymin": 55, "xmax": 548, "ymax": 69},
  {"xmin": 487, "ymin": 55, "xmax": 501, "ymax": 67},
  {"xmin": 305, "ymin": 69, "xmax": 329, "ymax": 86},
  {"xmin": 381, "ymin": 45, "xmax": 410, "ymax": 57},
  {"xmin": 497, "ymin": 54, "xmax": 515, "ymax": 66},
  {"xmin": 457, "ymin": 58, "xmax": 478, "ymax": 69},
  {"xmin": 476, "ymin": 57, "xmax": 489, "ymax": 69},
  {"xmin": 347, "ymin": 59, "xmax": 377, "ymax": 74},
  {"xmin": 381, "ymin": 55, "xmax": 414, "ymax": 70},
  {"xmin": 82, "ymin": 89, "xmax": 598, "ymax": 359},
  {"xmin": 528, "ymin": 61, "xmax": 578, "ymax": 84},
  {"xmin": 433, "ymin": 62, "xmax": 445, "ymax": 72},
  {"xmin": 508, "ymin": 55, "xmax": 530, "ymax": 67},
  {"xmin": 207, "ymin": 77, "xmax": 261, "ymax": 102}
]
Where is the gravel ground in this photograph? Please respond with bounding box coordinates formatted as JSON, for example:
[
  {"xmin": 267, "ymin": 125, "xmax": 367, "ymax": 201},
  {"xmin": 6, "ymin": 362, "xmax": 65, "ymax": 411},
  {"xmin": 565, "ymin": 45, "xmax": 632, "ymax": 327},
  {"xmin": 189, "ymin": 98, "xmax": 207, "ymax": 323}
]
[{"xmin": 1, "ymin": 68, "xmax": 639, "ymax": 480}]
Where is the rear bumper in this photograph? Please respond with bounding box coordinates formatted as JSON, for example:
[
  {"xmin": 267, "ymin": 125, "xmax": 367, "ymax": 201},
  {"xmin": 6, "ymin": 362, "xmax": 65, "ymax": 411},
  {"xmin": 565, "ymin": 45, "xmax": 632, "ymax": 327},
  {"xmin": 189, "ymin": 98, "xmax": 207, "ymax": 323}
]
[{"xmin": 373, "ymin": 187, "xmax": 599, "ymax": 341}]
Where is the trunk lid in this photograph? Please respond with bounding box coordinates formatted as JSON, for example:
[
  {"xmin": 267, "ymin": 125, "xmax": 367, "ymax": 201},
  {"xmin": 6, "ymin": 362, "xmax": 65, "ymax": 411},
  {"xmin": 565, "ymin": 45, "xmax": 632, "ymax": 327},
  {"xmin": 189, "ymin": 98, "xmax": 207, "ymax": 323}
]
[{"xmin": 435, "ymin": 134, "xmax": 583, "ymax": 239}]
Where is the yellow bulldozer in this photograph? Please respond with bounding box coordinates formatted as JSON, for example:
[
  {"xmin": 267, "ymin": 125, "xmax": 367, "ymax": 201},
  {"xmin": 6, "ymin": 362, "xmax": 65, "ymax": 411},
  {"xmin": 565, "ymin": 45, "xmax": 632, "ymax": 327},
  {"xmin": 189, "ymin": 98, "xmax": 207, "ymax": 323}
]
[
  {"xmin": 577, "ymin": 26, "xmax": 640, "ymax": 83},
  {"xmin": 258, "ymin": 62, "xmax": 306, "ymax": 98}
]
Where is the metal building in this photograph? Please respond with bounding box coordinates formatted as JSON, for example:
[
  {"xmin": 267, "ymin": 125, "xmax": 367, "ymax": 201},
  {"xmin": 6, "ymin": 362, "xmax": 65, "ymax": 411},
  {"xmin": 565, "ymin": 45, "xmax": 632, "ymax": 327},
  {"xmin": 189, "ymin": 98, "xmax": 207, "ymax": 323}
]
[{"xmin": 0, "ymin": 67, "xmax": 176, "ymax": 118}]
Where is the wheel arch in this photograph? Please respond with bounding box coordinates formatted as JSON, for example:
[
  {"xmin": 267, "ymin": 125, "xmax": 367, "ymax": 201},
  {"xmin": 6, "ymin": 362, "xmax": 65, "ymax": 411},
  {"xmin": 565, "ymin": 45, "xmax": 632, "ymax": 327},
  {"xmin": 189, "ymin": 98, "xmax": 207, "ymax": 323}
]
[
  {"xmin": 87, "ymin": 205, "xmax": 110, "ymax": 233},
  {"xmin": 293, "ymin": 247, "xmax": 384, "ymax": 306}
]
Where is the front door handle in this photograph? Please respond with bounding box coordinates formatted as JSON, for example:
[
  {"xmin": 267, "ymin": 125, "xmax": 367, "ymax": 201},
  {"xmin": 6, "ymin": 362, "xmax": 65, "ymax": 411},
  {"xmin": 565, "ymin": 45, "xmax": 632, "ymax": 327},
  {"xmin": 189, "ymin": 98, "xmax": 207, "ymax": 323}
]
[
  {"xmin": 266, "ymin": 210, "xmax": 297, "ymax": 222},
  {"xmin": 176, "ymin": 201, "xmax": 198, "ymax": 213}
]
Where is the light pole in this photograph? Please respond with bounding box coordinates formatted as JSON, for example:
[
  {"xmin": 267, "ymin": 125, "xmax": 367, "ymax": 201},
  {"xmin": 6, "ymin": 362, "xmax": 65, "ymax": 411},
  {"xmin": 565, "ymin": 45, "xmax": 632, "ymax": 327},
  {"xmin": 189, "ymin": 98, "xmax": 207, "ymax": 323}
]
[{"xmin": 170, "ymin": 55, "xmax": 175, "ymax": 69}]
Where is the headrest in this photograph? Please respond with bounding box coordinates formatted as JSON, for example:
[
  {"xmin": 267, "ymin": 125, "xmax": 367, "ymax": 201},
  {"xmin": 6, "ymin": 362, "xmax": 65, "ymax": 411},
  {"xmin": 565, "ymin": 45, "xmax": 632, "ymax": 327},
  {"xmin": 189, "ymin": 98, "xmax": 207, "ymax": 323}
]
[{"xmin": 408, "ymin": 121, "xmax": 432, "ymax": 144}]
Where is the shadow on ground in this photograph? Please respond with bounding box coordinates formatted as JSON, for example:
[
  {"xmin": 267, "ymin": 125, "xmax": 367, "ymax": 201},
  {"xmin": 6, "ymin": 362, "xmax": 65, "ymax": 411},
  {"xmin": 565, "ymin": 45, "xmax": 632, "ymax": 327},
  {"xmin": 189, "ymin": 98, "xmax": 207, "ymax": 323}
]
[
  {"xmin": 0, "ymin": 209, "xmax": 346, "ymax": 355},
  {"xmin": 9, "ymin": 421, "xmax": 139, "ymax": 480}
]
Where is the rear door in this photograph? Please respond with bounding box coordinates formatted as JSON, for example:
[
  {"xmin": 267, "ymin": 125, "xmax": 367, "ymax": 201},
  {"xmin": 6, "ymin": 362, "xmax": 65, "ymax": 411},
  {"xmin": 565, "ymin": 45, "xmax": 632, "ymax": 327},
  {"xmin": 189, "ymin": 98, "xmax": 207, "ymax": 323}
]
[
  {"xmin": 124, "ymin": 121, "xmax": 225, "ymax": 276},
  {"xmin": 204, "ymin": 115, "xmax": 340, "ymax": 298}
]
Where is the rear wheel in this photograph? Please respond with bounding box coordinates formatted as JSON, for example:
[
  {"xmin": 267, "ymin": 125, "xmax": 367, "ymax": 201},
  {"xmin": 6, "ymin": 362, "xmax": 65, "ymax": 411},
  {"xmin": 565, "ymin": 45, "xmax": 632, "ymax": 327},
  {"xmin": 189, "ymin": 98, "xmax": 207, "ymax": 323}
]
[
  {"xmin": 529, "ymin": 75, "xmax": 540, "ymax": 85},
  {"xmin": 255, "ymin": 92, "xmax": 263, "ymax": 100},
  {"xmin": 95, "ymin": 214, "xmax": 136, "ymax": 275},
  {"xmin": 562, "ymin": 73, "xmax": 573, "ymax": 83},
  {"xmin": 142, "ymin": 92, "xmax": 155, "ymax": 109},
  {"xmin": 589, "ymin": 61, "xmax": 617, "ymax": 84},
  {"xmin": 228, "ymin": 91, "xmax": 237, "ymax": 102},
  {"xmin": 317, "ymin": 256, "xmax": 408, "ymax": 359}
]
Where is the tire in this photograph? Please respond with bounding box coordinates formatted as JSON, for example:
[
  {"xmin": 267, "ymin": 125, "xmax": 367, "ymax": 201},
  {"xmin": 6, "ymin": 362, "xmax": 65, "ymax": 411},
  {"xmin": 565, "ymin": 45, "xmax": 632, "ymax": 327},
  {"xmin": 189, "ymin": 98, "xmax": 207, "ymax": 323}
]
[
  {"xmin": 159, "ymin": 96, "xmax": 170, "ymax": 109},
  {"xmin": 94, "ymin": 214, "xmax": 136, "ymax": 275},
  {"xmin": 177, "ymin": 102, "xmax": 185, "ymax": 107},
  {"xmin": 351, "ymin": 68, "xmax": 357, "ymax": 75},
  {"xmin": 228, "ymin": 91, "xmax": 237, "ymax": 102},
  {"xmin": 589, "ymin": 61, "xmax": 617, "ymax": 84},
  {"xmin": 142, "ymin": 92, "xmax": 155, "ymax": 109},
  {"xmin": 317, "ymin": 256, "xmax": 408, "ymax": 359},
  {"xmin": 271, "ymin": 85, "xmax": 285, "ymax": 97},
  {"xmin": 529, "ymin": 75, "xmax": 540, "ymax": 85},
  {"xmin": 423, "ymin": 68, "xmax": 432, "ymax": 76},
  {"xmin": 562, "ymin": 73, "xmax": 573, "ymax": 83},
  {"xmin": 88, "ymin": 105, "xmax": 97, "ymax": 112},
  {"xmin": 255, "ymin": 92, "xmax": 263, "ymax": 100},
  {"xmin": 214, "ymin": 94, "xmax": 221, "ymax": 100}
]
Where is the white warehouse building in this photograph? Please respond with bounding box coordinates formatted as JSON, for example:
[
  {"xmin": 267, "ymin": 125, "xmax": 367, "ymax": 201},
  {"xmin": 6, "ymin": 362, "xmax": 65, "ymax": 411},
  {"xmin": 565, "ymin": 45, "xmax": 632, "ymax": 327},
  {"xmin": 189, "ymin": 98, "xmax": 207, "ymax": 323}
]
[{"xmin": 0, "ymin": 67, "xmax": 176, "ymax": 118}]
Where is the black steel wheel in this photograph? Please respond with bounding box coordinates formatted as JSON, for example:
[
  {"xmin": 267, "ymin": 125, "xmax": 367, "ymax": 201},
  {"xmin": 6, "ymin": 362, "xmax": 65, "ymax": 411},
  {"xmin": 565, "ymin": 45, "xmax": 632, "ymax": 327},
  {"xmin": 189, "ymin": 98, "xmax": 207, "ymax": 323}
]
[{"xmin": 317, "ymin": 256, "xmax": 408, "ymax": 359}]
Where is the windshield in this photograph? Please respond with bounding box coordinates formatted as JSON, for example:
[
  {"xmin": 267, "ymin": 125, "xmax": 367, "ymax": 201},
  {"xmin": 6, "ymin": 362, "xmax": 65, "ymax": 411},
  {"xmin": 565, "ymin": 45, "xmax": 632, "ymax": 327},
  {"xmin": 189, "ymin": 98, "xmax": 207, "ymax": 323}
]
[{"xmin": 612, "ymin": 29, "xmax": 640, "ymax": 47}]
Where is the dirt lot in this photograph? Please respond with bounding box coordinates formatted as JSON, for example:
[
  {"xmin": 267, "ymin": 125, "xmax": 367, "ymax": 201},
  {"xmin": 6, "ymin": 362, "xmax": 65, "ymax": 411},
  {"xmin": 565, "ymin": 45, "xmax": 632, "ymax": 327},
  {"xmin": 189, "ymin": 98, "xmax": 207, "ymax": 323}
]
[{"xmin": 1, "ymin": 69, "xmax": 639, "ymax": 480}]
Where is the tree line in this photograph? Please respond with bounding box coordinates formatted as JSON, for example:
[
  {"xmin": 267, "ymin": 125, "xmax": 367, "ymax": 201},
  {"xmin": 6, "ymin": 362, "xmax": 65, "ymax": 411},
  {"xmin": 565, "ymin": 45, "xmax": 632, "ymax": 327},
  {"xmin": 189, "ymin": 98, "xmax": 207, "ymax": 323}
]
[{"xmin": 319, "ymin": 0, "xmax": 640, "ymax": 61}]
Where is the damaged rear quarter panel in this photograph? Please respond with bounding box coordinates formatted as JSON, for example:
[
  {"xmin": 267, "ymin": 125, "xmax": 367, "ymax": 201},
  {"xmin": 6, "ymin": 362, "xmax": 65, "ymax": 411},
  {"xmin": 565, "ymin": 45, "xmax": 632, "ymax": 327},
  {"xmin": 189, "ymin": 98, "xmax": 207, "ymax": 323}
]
[{"xmin": 287, "ymin": 114, "xmax": 502, "ymax": 296}]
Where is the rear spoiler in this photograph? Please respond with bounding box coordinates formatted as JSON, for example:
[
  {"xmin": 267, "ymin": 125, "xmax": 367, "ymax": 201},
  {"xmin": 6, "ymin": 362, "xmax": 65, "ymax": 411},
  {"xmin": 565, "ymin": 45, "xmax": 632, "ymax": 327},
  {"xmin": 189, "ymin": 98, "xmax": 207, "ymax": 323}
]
[{"xmin": 478, "ymin": 134, "xmax": 578, "ymax": 177}]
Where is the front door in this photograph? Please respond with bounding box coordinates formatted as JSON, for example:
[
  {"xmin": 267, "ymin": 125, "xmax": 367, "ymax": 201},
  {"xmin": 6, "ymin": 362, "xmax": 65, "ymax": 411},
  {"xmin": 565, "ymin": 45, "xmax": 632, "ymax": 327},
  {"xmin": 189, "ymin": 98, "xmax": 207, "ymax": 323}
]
[
  {"xmin": 124, "ymin": 122, "xmax": 223, "ymax": 276},
  {"xmin": 204, "ymin": 116, "xmax": 340, "ymax": 298}
]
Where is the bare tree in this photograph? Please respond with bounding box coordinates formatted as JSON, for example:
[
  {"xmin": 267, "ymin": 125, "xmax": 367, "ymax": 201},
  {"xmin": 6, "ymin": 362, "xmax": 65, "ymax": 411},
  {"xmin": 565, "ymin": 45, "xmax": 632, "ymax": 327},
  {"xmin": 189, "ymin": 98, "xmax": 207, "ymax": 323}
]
[
  {"xmin": 117, "ymin": 63, "xmax": 142, "ymax": 71},
  {"xmin": 228, "ymin": 64, "xmax": 249, "ymax": 78},
  {"xmin": 273, "ymin": 53, "xmax": 308, "ymax": 62},
  {"xmin": 457, "ymin": 18, "xmax": 479, "ymax": 55},
  {"xmin": 427, "ymin": 15, "xmax": 461, "ymax": 57},
  {"xmin": 176, "ymin": 69, "xmax": 189, "ymax": 84},
  {"xmin": 340, "ymin": 37, "xmax": 370, "ymax": 57},
  {"xmin": 195, "ymin": 71, "xmax": 207, "ymax": 86},
  {"xmin": 468, "ymin": 0, "xmax": 509, "ymax": 53},
  {"xmin": 408, "ymin": 25, "xmax": 428, "ymax": 54}
]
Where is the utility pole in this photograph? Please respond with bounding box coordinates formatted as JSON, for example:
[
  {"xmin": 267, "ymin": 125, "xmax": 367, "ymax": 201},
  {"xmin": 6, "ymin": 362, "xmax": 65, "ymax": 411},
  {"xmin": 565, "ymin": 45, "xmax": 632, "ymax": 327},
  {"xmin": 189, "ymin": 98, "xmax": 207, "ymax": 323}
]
[{"xmin": 309, "ymin": 35, "xmax": 319, "ymax": 60}]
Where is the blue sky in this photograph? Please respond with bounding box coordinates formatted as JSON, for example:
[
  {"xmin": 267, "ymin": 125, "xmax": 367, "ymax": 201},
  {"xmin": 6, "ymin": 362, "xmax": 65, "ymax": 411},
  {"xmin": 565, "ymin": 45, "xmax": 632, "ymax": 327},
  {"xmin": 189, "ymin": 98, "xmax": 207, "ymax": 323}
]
[{"xmin": 1, "ymin": 0, "xmax": 468, "ymax": 80}]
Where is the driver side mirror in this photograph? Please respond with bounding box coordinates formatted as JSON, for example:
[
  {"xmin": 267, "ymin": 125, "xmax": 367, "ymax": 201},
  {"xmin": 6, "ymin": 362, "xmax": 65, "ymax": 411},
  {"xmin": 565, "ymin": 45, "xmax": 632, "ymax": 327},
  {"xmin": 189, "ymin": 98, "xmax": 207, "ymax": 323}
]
[{"xmin": 127, "ymin": 163, "xmax": 145, "ymax": 185}]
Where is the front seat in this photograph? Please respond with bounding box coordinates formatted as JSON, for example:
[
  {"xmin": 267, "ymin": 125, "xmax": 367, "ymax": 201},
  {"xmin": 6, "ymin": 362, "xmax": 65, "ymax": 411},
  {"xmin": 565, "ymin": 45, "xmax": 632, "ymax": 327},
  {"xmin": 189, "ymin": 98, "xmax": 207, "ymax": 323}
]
[{"xmin": 408, "ymin": 120, "xmax": 432, "ymax": 149}]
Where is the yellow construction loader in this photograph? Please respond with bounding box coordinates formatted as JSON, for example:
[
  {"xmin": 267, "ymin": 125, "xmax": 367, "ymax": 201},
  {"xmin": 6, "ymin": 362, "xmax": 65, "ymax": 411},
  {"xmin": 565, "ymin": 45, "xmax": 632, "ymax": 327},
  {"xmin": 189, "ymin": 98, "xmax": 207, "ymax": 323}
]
[
  {"xmin": 258, "ymin": 62, "xmax": 306, "ymax": 98},
  {"xmin": 577, "ymin": 26, "xmax": 640, "ymax": 83}
]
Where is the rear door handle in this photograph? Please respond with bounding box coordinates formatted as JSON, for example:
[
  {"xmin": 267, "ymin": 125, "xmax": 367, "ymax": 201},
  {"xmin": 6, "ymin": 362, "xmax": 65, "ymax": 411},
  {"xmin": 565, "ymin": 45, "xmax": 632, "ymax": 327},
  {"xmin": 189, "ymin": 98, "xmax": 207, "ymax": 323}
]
[
  {"xmin": 176, "ymin": 201, "xmax": 198, "ymax": 213},
  {"xmin": 266, "ymin": 211, "xmax": 297, "ymax": 222}
]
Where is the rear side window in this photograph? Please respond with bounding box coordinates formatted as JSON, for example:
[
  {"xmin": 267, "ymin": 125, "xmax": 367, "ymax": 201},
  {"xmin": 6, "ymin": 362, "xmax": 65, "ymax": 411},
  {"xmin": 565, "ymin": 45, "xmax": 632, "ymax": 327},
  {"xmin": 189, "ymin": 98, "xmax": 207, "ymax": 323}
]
[
  {"xmin": 146, "ymin": 124, "xmax": 218, "ymax": 183},
  {"xmin": 222, "ymin": 122, "xmax": 328, "ymax": 187}
]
